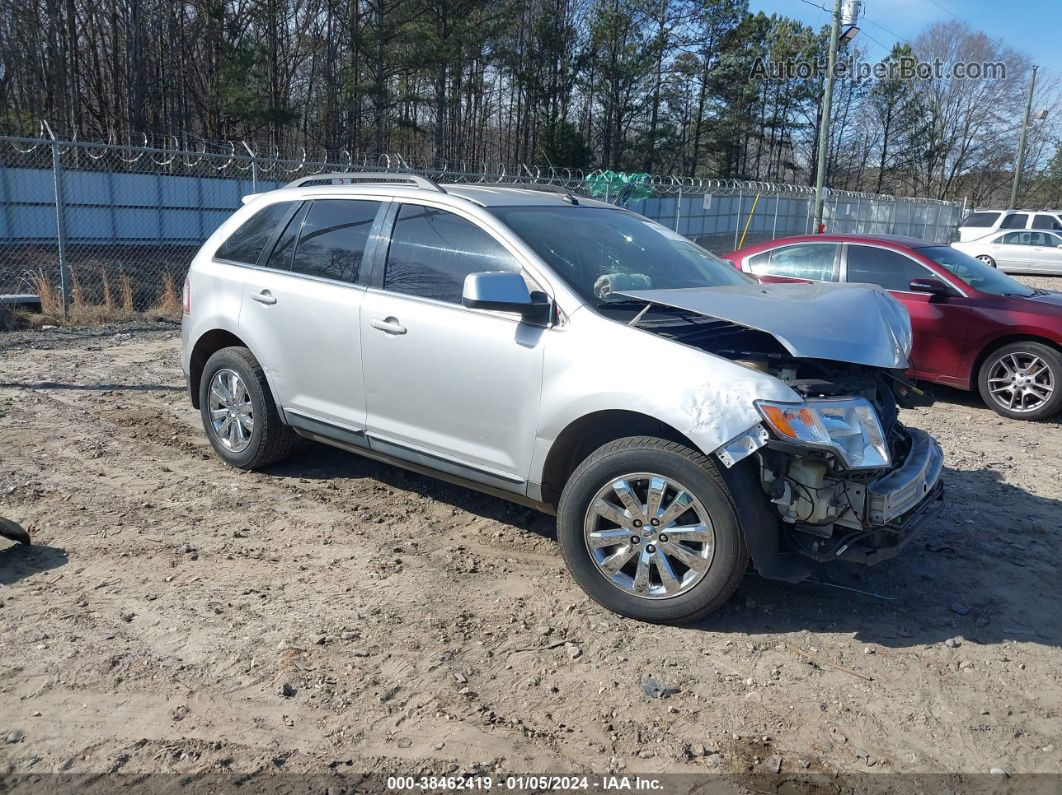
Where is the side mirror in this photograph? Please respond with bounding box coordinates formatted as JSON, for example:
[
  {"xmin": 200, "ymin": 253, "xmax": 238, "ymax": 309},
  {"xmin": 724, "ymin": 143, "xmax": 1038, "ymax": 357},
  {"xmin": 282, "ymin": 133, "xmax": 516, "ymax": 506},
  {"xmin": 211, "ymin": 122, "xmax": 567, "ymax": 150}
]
[
  {"xmin": 909, "ymin": 277, "xmax": 952, "ymax": 299},
  {"xmin": 462, "ymin": 272, "xmax": 550, "ymax": 324}
]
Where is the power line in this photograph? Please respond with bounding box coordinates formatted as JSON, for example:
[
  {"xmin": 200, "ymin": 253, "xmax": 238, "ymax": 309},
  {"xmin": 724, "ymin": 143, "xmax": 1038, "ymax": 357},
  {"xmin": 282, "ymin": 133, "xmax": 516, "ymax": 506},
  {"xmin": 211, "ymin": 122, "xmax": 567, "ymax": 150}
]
[
  {"xmin": 925, "ymin": 0, "xmax": 962, "ymax": 21},
  {"xmin": 858, "ymin": 29, "xmax": 891, "ymax": 55},
  {"xmin": 860, "ymin": 16, "xmax": 906, "ymax": 44},
  {"xmin": 797, "ymin": 0, "xmax": 831, "ymax": 15}
]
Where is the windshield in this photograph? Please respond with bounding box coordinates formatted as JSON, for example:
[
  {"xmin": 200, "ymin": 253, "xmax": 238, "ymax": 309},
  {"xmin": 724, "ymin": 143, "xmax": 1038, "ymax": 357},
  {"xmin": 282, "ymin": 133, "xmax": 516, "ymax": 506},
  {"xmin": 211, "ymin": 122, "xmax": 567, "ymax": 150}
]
[
  {"xmin": 919, "ymin": 247, "xmax": 1035, "ymax": 297},
  {"xmin": 490, "ymin": 206, "xmax": 753, "ymax": 305}
]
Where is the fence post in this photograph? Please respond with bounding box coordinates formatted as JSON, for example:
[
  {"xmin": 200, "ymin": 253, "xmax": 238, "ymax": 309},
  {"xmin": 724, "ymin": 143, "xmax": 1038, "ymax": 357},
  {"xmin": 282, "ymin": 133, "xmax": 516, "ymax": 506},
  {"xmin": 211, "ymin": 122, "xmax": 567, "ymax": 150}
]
[
  {"xmin": 772, "ymin": 194, "xmax": 779, "ymax": 240},
  {"xmin": 50, "ymin": 140, "xmax": 69, "ymax": 316},
  {"xmin": 734, "ymin": 191, "xmax": 743, "ymax": 249},
  {"xmin": 674, "ymin": 186, "xmax": 682, "ymax": 232},
  {"xmin": 242, "ymin": 141, "xmax": 259, "ymax": 194}
]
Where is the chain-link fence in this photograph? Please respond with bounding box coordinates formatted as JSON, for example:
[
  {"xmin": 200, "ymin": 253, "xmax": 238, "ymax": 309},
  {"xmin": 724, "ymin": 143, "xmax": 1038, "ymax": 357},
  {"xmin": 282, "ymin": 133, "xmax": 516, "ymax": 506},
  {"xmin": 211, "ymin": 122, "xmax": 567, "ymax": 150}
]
[{"xmin": 0, "ymin": 134, "xmax": 964, "ymax": 314}]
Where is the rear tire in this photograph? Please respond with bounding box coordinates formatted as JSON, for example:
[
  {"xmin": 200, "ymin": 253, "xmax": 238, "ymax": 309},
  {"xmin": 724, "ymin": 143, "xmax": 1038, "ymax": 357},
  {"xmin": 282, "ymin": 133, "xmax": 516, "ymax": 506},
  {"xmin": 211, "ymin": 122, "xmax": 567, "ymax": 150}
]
[
  {"xmin": 556, "ymin": 436, "xmax": 747, "ymax": 624},
  {"xmin": 199, "ymin": 346, "xmax": 296, "ymax": 468},
  {"xmin": 977, "ymin": 341, "xmax": 1062, "ymax": 421}
]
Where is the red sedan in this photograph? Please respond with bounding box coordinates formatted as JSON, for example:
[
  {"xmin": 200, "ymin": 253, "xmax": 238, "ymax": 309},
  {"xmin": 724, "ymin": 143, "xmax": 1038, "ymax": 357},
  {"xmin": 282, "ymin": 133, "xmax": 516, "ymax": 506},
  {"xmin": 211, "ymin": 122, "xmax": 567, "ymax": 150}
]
[{"xmin": 722, "ymin": 234, "xmax": 1062, "ymax": 421}]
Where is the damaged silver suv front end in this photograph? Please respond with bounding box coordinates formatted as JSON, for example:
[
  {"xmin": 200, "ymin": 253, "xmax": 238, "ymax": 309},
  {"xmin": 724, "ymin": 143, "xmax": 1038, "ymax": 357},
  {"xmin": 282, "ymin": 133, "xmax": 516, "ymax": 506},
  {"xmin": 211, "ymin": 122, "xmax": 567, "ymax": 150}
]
[{"xmin": 622, "ymin": 282, "xmax": 945, "ymax": 574}]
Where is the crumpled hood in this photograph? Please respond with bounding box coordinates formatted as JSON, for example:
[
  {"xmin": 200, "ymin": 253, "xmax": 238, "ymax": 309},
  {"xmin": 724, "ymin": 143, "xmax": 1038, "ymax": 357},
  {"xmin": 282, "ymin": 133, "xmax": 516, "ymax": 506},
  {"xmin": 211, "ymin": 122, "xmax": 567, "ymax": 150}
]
[{"xmin": 619, "ymin": 282, "xmax": 913, "ymax": 369}]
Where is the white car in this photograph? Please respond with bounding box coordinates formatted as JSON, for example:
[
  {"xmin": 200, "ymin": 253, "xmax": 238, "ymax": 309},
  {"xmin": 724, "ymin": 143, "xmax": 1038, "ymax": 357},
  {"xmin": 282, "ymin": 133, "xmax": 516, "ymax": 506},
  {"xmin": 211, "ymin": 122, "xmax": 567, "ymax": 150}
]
[
  {"xmin": 952, "ymin": 229, "xmax": 1062, "ymax": 275},
  {"xmin": 957, "ymin": 209, "xmax": 1062, "ymax": 242}
]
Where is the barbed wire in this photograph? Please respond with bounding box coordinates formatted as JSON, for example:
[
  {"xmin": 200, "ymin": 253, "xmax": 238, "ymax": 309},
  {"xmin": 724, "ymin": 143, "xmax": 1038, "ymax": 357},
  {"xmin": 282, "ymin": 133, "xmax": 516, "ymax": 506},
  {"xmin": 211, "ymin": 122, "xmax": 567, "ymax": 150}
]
[{"xmin": 0, "ymin": 132, "xmax": 957, "ymax": 205}]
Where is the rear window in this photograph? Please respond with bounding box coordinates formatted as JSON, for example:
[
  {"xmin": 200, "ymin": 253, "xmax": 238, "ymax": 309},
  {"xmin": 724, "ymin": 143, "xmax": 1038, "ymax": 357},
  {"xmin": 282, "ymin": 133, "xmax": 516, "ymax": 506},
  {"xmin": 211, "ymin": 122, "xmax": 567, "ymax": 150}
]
[
  {"xmin": 291, "ymin": 199, "xmax": 382, "ymax": 283},
  {"xmin": 1031, "ymin": 214, "xmax": 1062, "ymax": 231},
  {"xmin": 961, "ymin": 212, "xmax": 1000, "ymax": 228},
  {"xmin": 999, "ymin": 213, "xmax": 1029, "ymax": 229},
  {"xmin": 754, "ymin": 243, "xmax": 839, "ymax": 281},
  {"xmin": 215, "ymin": 202, "xmax": 294, "ymax": 265}
]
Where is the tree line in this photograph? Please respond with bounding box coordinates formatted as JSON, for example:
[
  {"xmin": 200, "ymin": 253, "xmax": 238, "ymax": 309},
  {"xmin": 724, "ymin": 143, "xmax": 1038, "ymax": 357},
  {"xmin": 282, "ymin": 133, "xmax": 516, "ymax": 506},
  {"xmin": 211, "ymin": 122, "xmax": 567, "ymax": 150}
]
[{"xmin": 1, "ymin": 0, "xmax": 1060, "ymax": 204}]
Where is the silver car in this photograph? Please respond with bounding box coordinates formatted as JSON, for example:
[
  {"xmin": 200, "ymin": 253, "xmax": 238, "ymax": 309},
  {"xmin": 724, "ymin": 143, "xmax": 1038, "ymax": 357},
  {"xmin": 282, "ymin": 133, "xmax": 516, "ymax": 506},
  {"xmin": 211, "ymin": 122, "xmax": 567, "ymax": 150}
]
[
  {"xmin": 181, "ymin": 174, "xmax": 944, "ymax": 623},
  {"xmin": 951, "ymin": 229, "xmax": 1062, "ymax": 274}
]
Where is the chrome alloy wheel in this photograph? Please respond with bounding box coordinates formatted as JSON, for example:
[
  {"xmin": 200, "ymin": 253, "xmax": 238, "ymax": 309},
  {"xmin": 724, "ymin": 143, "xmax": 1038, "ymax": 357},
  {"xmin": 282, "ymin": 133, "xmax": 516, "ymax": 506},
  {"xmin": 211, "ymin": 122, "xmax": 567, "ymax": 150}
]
[
  {"xmin": 583, "ymin": 473, "xmax": 715, "ymax": 600},
  {"xmin": 976, "ymin": 255, "xmax": 996, "ymax": 267},
  {"xmin": 208, "ymin": 368, "xmax": 255, "ymax": 452},
  {"xmin": 986, "ymin": 352, "xmax": 1055, "ymax": 414}
]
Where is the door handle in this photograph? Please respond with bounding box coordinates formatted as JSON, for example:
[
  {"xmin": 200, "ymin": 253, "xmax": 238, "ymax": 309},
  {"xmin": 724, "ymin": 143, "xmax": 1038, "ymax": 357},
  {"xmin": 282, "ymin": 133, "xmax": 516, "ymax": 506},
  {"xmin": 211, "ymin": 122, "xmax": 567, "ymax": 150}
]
[
  {"xmin": 251, "ymin": 290, "xmax": 277, "ymax": 305},
  {"xmin": 370, "ymin": 317, "xmax": 407, "ymax": 335}
]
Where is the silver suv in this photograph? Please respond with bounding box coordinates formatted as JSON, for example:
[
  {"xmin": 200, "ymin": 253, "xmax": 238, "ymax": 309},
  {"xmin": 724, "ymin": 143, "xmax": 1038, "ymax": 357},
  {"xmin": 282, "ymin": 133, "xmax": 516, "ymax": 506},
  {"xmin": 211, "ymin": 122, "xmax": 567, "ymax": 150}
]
[{"xmin": 181, "ymin": 174, "xmax": 944, "ymax": 623}]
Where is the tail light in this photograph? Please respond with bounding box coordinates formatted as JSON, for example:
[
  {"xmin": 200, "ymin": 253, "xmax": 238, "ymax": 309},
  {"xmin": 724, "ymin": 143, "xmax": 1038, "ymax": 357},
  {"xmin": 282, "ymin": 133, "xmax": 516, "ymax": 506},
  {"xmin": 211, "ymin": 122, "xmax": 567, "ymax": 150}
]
[{"xmin": 182, "ymin": 275, "xmax": 191, "ymax": 315}]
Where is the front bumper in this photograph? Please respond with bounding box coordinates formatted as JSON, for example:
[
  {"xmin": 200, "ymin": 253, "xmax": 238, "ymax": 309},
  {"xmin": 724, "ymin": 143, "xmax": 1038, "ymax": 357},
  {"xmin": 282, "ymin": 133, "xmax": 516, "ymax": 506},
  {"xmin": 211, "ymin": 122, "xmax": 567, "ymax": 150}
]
[
  {"xmin": 787, "ymin": 428, "xmax": 945, "ymax": 566},
  {"xmin": 865, "ymin": 428, "xmax": 944, "ymax": 526}
]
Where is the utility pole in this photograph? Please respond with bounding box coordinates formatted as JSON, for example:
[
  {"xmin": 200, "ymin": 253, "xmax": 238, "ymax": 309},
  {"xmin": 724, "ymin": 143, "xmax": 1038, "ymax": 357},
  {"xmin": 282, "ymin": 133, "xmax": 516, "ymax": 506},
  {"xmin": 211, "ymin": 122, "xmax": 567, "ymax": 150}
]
[
  {"xmin": 812, "ymin": 0, "xmax": 843, "ymax": 233},
  {"xmin": 1009, "ymin": 64, "xmax": 1038, "ymax": 210}
]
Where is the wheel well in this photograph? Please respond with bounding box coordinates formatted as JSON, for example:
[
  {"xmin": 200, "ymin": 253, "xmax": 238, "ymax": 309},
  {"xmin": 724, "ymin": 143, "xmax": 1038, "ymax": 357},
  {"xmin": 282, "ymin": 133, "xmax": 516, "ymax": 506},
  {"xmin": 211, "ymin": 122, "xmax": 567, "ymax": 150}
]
[
  {"xmin": 970, "ymin": 334, "xmax": 1062, "ymax": 386},
  {"xmin": 188, "ymin": 329, "xmax": 248, "ymax": 408},
  {"xmin": 540, "ymin": 410, "xmax": 698, "ymax": 507}
]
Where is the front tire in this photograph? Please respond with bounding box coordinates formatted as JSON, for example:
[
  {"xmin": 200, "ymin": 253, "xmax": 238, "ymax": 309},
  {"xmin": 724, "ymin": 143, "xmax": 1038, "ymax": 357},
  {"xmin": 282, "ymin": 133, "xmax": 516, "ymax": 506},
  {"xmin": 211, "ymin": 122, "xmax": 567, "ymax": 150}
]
[
  {"xmin": 556, "ymin": 436, "xmax": 748, "ymax": 624},
  {"xmin": 977, "ymin": 341, "xmax": 1062, "ymax": 421},
  {"xmin": 976, "ymin": 254, "xmax": 996, "ymax": 268},
  {"xmin": 199, "ymin": 346, "xmax": 296, "ymax": 468}
]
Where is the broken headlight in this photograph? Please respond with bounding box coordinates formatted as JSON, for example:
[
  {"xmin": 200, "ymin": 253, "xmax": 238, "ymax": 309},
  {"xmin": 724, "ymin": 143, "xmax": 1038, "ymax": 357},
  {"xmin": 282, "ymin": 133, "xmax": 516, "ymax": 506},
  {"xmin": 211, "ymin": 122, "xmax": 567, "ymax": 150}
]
[{"xmin": 756, "ymin": 397, "xmax": 890, "ymax": 469}]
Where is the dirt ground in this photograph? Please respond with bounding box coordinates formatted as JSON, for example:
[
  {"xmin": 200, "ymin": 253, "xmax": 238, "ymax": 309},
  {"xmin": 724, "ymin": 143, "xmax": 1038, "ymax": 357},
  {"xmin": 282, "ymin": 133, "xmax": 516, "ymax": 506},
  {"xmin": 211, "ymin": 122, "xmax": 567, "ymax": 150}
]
[{"xmin": 1, "ymin": 276, "xmax": 1060, "ymax": 785}]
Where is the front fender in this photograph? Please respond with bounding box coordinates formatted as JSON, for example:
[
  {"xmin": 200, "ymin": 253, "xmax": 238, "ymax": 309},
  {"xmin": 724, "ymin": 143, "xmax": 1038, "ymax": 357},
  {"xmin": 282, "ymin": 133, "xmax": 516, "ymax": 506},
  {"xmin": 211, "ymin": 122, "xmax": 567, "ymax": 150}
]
[{"xmin": 528, "ymin": 309, "xmax": 800, "ymax": 484}]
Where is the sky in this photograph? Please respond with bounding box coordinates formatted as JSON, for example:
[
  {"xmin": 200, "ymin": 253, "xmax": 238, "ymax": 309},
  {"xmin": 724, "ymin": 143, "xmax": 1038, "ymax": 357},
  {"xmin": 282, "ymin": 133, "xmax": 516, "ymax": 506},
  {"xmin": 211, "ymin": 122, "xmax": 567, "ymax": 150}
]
[{"xmin": 750, "ymin": 0, "xmax": 1062, "ymax": 76}]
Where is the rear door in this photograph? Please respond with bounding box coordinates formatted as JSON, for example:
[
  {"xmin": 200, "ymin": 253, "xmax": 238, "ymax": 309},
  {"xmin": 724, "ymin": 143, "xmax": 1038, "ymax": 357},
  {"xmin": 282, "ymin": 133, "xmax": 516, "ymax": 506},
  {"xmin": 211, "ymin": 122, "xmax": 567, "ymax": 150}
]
[
  {"xmin": 843, "ymin": 244, "xmax": 972, "ymax": 380},
  {"xmin": 359, "ymin": 202, "xmax": 547, "ymax": 489},
  {"xmin": 1028, "ymin": 231, "xmax": 1062, "ymax": 273},
  {"xmin": 239, "ymin": 197, "xmax": 385, "ymax": 432}
]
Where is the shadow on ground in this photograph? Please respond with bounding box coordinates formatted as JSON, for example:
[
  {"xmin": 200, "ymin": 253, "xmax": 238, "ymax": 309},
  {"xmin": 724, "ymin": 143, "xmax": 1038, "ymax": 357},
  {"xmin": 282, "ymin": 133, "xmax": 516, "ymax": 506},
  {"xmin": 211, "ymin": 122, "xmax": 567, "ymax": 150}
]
[
  {"xmin": 270, "ymin": 443, "xmax": 556, "ymax": 539},
  {"xmin": 927, "ymin": 384, "xmax": 1062, "ymax": 425},
  {"xmin": 0, "ymin": 543, "xmax": 69, "ymax": 586},
  {"xmin": 0, "ymin": 381, "xmax": 184, "ymax": 392},
  {"xmin": 267, "ymin": 444, "xmax": 1061, "ymax": 651}
]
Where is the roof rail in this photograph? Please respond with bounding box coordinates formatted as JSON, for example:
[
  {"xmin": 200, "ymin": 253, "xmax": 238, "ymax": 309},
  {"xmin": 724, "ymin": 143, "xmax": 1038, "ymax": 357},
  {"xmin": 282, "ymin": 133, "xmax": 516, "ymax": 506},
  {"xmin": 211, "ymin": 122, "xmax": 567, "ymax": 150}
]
[
  {"xmin": 283, "ymin": 172, "xmax": 446, "ymax": 192},
  {"xmin": 479, "ymin": 182, "xmax": 580, "ymax": 204}
]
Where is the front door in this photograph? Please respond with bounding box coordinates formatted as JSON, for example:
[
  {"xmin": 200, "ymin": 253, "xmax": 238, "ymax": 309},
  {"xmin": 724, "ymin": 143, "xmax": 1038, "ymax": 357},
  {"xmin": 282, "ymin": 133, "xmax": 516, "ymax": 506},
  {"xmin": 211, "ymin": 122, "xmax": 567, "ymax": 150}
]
[
  {"xmin": 993, "ymin": 232, "xmax": 1034, "ymax": 271},
  {"xmin": 239, "ymin": 198, "xmax": 384, "ymax": 431},
  {"xmin": 360, "ymin": 203, "xmax": 546, "ymax": 488}
]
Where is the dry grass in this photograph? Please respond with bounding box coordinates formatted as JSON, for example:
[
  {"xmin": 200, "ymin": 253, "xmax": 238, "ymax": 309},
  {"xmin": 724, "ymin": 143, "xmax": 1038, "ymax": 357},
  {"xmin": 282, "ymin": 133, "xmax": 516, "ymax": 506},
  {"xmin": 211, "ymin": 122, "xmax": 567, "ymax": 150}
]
[
  {"xmin": 13, "ymin": 272, "xmax": 181, "ymax": 328},
  {"xmin": 0, "ymin": 303, "xmax": 19, "ymax": 332},
  {"xmin": 30, "ymin": 271, "xmax": 63, "ymax": 316},
  {"xmin": 149, "ymin": 272, "xmax": 183, "ymax": 320}
]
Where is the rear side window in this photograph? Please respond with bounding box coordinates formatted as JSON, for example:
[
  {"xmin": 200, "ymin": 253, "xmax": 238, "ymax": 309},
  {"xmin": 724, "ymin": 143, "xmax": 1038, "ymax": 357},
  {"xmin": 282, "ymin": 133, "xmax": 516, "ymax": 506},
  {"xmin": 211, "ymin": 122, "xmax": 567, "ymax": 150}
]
[
  {"xmin": 745, "ymin": 251, "xmax": 771, "ymax": 270},
  {"xmin": 1031, "ymin": 214, "xmax": 1062, "ymax": 231},
  {"xmin": 999, "ymin": 213, "xmax": 1029, "ymax": 229},
  {"xmin": 961, "ymin": 212, "xmax": 1001, "ymax": 227},
  {"xmin": 291, "ymin": 199, "xmax": 381, "ymax": 283},
  {"xmin": 383, "ymin": 205, "xmax": 520, "ymax": 303},
  {"xmin": 264, "ymin": 203, "xmax": 308, "ymax": 271},
  {"xmin": 846, "ymin": 245, "xmax": 928, "ymax": 292},
  {"xmin": 215, "ymin": 202, "xmax": 294, "ymax": 265},
  {"xmin": 998, "ymin": 230, "xmax": 1057, "ymax": 246},
  {"xmin": 755, "ymin": 243, "xmax": 839, "ymax": 281}
]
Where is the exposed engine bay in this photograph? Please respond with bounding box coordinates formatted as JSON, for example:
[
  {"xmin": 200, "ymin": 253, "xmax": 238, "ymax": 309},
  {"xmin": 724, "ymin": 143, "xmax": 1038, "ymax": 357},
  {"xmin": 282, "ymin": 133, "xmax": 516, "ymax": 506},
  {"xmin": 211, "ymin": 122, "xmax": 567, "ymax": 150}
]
[{"xmin": 636, "ymin": 307, "xmax": 944, "ymax": 565}]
